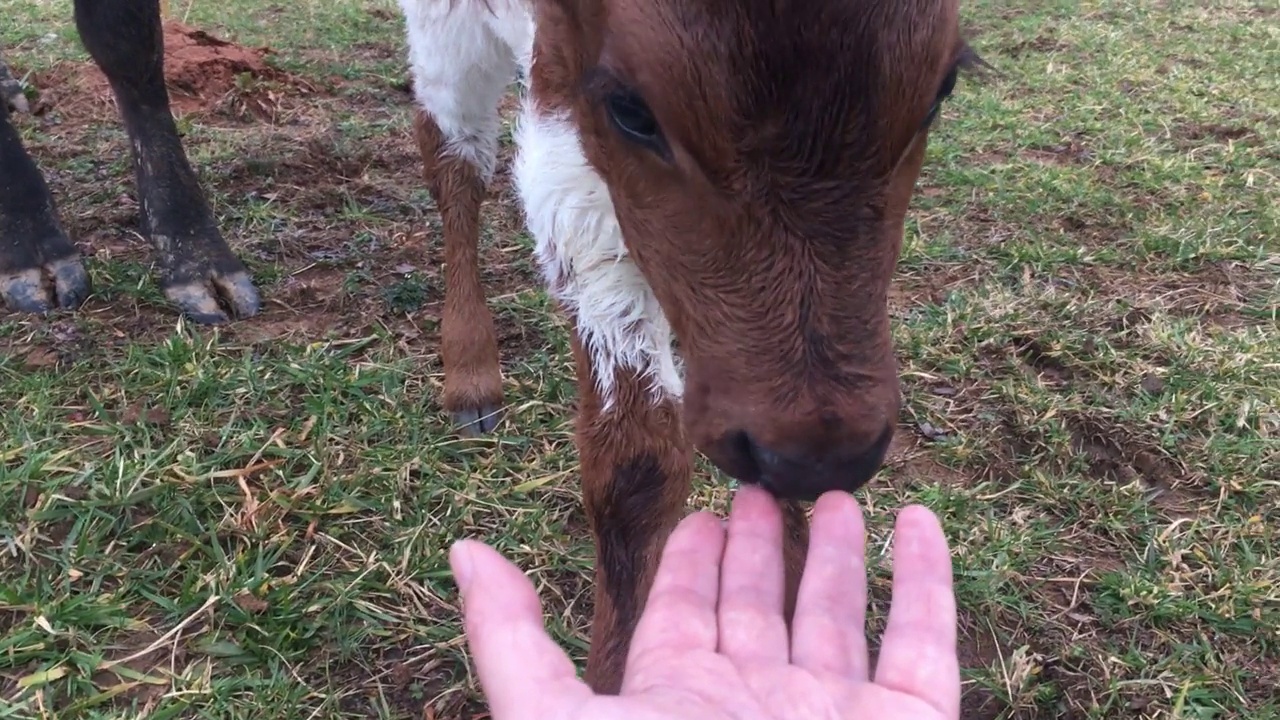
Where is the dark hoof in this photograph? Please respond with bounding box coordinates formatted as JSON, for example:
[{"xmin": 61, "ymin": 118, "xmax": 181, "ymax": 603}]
[
  {"xmin": 164, "ymin": 269, "xmax": 261, "ymax": 325},
  {"xmin": 4, "ymin": 91, "xmax": 29, "ymax": 114},
  {"xmin": 0, "ymin": 256, "xmax": 91, "ymax": 313},
  {"xmin": 451, "ymin": 403, "xmax": 504, "ymax": 436},
  {"xmin": 1, "ymin": 72, "xmax": 28, "ymax": 113}
]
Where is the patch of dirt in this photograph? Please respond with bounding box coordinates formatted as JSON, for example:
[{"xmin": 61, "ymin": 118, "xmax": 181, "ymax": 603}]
[
  {"xmin": 18, "ymin": 483, "xmax": 89, "ymax": 547},
  {"xmin": 1020, "ymin": 138, "xmax": 1095, "ymax": 167},
  {"xmin": 89, "ymin": 629, "xmax": 182, "ymax": 710},
  {"xmin": 322, "ymin": 641, "xmax": 485, "ymax": 720},
  {"xmin": 1005, "ymin": 33, "xmax": 1071, "ymax": 58},
  {"xmin": 1002, "ymin": 335, "xmax": 1208, "ymax": 516},
  {"xmin": 956, "ymin": 621, "xmax": 1013, "ymax": 720},
  {"xmin": 893, "ymin": 259, "xmax": 986, "ymax": 308},
  {"xmin": 1172, "ymin": 121, "xmax": 1256, "ymax": 150},
  {"xmin": 882, "ymin": 425, "xmax": 971, "ymax": 489},
  {"xmin": 1062, "ymin": 416, "xmax": 1200, "ymax": 514},
  {"xmin": 30, "ymin": 20, "xmax": 317, "ymax": 123},
  {"xmin": 1085, "ymin": 263, "xmax": 1269, "ymax": 331},
  {"xmin": 1011, "ymin": 335, "xmax": 1074, "ymax": 386},
  {"xmin": 967, "ymin": 150, "xmax": 1011, "ymax": 167},
  {"xmin": 1053, "ymin": 211, "xmax": 1129, "ymax": 245},
  {"xmin": 866, "ymin": 596, "xmax": 1011, "ymax": 719},
  {"xmin": 948, "ymin": 148, "xmax": 1134, "ymax": 249}
]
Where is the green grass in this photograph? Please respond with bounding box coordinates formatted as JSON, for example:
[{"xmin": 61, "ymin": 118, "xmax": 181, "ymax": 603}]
[{"xmin": 2, "ymin": 0, "xmax": 1278, "ymax": 718}]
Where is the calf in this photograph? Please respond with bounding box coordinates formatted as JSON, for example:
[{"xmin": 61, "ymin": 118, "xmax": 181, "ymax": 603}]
[{"xmin": 400, "ymin": 0, "xmax": 979, "ymax": 695}]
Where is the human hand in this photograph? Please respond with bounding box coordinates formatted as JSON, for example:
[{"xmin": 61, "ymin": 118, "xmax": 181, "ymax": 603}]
[{"xmin": 449, "ymin": 485, "xmax": 959, "ymax": 720}]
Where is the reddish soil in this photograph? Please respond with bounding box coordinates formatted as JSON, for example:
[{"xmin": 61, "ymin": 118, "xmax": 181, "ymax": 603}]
[{"xmin": 32, "ymin": 20, "xmax": 309, "ymax": 121}]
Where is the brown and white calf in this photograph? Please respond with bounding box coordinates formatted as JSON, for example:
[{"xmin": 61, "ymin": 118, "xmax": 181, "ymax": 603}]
[{"xmin": 400, "ymin": 0, "xmax": 980, "ymax": 694}]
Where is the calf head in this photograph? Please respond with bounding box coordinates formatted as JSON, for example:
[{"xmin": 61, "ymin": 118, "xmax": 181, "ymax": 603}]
[{"xmin": 530, "ymin": 0, "xmax": 980, "ymax": 501}]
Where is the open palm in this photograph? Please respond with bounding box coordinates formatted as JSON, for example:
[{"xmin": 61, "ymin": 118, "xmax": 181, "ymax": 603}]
[{"xmin": 449, "ymin": 486, "xmax": 959, "ymax": 720}]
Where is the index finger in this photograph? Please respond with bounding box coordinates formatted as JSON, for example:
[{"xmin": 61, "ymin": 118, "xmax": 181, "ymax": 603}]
[{"xmin": 872, "ymin": 504, "xmax": 959, "ymax": 718}]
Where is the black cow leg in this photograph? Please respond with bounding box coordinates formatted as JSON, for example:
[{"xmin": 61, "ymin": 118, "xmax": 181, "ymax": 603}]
[
  {"xmin": 0, "ymin": 94, "xmax": 91, "ymax": 312},
  {"xmin": 74, "ymin": 0, "xmax": 260, "ymax": 324}
]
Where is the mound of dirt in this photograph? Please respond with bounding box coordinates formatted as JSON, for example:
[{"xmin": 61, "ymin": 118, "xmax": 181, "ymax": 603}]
[
  {"xmin": 34, "ymin": 20, "xmax": 306, "ymax": 121},
  {"xmin": 154, "ymin": 20, "xmax": 282, "ymax": 113}
]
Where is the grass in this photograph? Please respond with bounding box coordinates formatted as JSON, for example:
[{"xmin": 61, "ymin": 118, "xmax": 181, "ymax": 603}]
[{"xmin": 2, "ymin": 0, "xmax": 1278, "ymax": 717}]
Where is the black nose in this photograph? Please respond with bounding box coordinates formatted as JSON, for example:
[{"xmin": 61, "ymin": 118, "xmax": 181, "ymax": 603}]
[{"xmin": 728, "ymin": 426, "xmax": 894, "ymax": 502}]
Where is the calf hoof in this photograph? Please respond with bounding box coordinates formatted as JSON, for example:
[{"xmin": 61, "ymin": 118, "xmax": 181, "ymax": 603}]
[
  {"xmin": 162, "ymin": 265, "xmax": 261, "ymax": 325},
  {"xmin": 0, "ymin": 254, "xmax": 91, "ymax": 313},
  {"xmin": 443, "ymin": 359, "xmax": 505, "ymax": 436},
  {"xmin": 450, "ymin": 403, "xmax": 505, "ymax": 436}
]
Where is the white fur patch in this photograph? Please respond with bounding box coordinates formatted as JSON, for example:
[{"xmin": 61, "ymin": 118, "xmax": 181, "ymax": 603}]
[
  {"xmin": 397, "ymin": 0, "xmax": 680, "ymax": 407},
  {"xmin": 513, "ymin": 107, "xmax": 683, "ymax": 407},
  {"xmin": 397, "ymin": 0, "xmax": 533, "ymax": 182}
]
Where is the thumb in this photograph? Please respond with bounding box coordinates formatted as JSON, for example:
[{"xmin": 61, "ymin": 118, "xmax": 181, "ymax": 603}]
[{"xmin": 451, "ymin": 540, "xmax": 592, "ymax": 718}]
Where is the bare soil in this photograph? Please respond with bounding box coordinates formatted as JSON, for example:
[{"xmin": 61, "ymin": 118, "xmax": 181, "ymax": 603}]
[{"xmin": 30, "ymin": 20, "xmax": 316, "ymax": 122}]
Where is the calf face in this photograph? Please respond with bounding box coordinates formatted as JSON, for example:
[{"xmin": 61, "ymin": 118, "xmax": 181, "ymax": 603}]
[{"xmin": 531, "ymin": 0, "xmax": 976, "ymax": 500}]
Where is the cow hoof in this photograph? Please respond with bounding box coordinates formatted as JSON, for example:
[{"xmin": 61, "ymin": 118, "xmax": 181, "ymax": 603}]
[
  {"xmin": 0, "ymin": 255, "xmax": 91, "ymax": 313},
  {"xmin": 451, "ymin": 403, "xmax": 504, "ymax": 436},
  {"xmin": 4, "ymin": 91, "xmax": 30, "ymax": 114},
  {"xmin": 164, "ymin": 269, "xmax": 261, "ymax": 325},
  {"xmin": 1, "ymin": 73, "xmax": 28, "ymax": 114}
]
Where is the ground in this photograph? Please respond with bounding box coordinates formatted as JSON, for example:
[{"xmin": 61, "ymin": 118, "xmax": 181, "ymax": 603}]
[{"xmin": 0, "ymin": 0, "xmax": 1276, "ymax": 718}]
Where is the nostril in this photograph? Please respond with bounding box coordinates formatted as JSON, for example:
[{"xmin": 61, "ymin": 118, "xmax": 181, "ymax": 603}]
[
  {"xmin": 730, "ymin": 430, "xmax": 789, "ymax": 489},
  {"xmin": 746, "ymin": 436, "xmax": 783, "ymax": 474}
]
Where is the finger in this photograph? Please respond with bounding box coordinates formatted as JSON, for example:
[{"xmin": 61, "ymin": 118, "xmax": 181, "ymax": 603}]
[
  {"xmin": 716, "ymin": 484, "xmax": 789, "ymax": 663},
  {"xmin": 626, "ymin": 510, "xmax": 726, "ymax": 667},
  {"xmin": 873, "ymin": 504, "xmax": 960, "ymax": 719},
  {"xmin": 790, "ymin": 490, "xmax": 869, "ymax": 680},
  {"xmin": 452, "ymin": 540, "xmax": 592, "ymax": 716}
]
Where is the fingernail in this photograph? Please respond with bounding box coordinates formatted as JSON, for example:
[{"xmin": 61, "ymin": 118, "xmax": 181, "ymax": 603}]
[{"xmin": 449, "ymin": 541, "xmax": 475, "ymax": 592}]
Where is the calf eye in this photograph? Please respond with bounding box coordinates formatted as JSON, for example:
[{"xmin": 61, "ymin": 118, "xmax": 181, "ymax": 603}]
[{"xmin": 605, "ymin": 90, "xmax": 666, "ymax": 153}]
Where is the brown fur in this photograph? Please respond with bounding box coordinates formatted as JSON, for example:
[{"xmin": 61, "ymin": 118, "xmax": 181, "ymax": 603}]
[
  {"xmin": 528, "ymin": 0, "xmax": 970, "ymax": 498},
  {"xmin": 567, "ymin": 327, "xmax": 694, "ymax": 692},
  {"xmin": 413, "ymin": 110, "xmax": 505, "ymax": 426}
]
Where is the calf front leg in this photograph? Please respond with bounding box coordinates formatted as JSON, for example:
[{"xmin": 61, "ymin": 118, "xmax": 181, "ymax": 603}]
[
  {"xmin": 519, "ymin": 134, "xmax": 691, "ymax": 687},
  {"xmin": 73, "ymin": 0, "xmax": 258, "ymax": 324},
  {"xmin": 780, "ymin": 500, "xmax": 811, "ymax": 622},
  {"xmin": 569, "ymin": 326, "xmax": 694, "ymax": 694}
]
